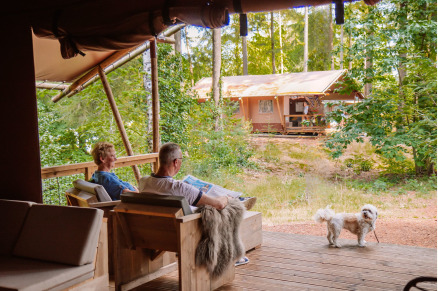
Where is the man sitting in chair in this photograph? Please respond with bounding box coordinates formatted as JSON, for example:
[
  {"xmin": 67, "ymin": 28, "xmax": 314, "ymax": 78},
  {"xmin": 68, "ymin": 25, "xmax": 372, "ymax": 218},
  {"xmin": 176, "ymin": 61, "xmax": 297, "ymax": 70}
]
[
  {"xmin": 90, "ymin": 141, "xmax": 139, "ymax": 200},
  {"xmin": 139, "ymin": 142, "xmax": 231, "ymax": 210},
  {"xmin": 139, "ymin": 142, "xmax": 254, "ymax": 266}
]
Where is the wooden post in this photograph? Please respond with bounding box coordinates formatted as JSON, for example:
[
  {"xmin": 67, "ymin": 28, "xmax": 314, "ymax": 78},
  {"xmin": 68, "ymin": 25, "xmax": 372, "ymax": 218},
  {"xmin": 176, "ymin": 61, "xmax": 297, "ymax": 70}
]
[
  {"xmin": 0, "ymin": 16, "xmax": 43, "ymax": 202},
  {"xmin": 239, "ymin": 98, "xmax": 246, "ymax": 120},
  {"xmin": 275, "ymin": 96, "xmax": 285, "ymax": 132},
  {"xmin": 97, "ymin": 65, "xmax": 141, "ymax": 183},
  {"xmin": 150, "ymin": 39, "xmax": 160, "ymax": 172}
]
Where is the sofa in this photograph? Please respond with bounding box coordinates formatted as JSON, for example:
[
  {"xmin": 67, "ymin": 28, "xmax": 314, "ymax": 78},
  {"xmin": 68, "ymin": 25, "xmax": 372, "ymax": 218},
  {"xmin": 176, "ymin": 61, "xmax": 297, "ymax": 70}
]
[{"xmin": 0, "ymin": 199, "xmax": 105, "ymax": 291}]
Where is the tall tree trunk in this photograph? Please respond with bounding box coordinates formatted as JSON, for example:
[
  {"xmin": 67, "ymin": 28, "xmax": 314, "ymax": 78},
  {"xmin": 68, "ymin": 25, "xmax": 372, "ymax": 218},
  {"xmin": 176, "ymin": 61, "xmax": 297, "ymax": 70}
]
[
  {"xmin": 174, "ymin": 30, "xmax": 181, "ymax": 53},
  {"xmin": 364, "ymin": 7, "xmax": 374, "ymax": 98},
  {"xmin": 279, "ymin": 12, "xmax": 284, "ymax": 74},
  {"xmin": 340, "ymin": 24, "xmax": 344, "ymax": 69},
  {"xmin": 270, "ymin": 12, "xmax": 276, "ymax": 74},
  {"xmin": 142, "ymin": 50, "xmax": 153, "ymax": 151},
  {"xmin": 304, "ymin": 7, "xmax": 308, "ymax": 72},
  {"xmin": 328, "ymin": 4, "xmax": 334, "ymax": 70},
  {"xmin": 184, "ymin": 27, "xmax": 194, "ymax": 86},
  {"xmin": 348, "ymin": 27, "xmax": 352, "ymax": 70},
  {"xmin": 242, "ymin": 36, "xmax": 248, "ymax": 75},
  {"xmin": 212, "ymin": 28, "xmax": 222, "ymax": 131}
]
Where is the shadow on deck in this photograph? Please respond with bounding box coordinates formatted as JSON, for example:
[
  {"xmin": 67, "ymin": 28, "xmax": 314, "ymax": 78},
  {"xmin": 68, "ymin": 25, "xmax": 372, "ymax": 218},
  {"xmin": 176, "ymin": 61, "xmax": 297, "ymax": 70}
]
[{"xmin": 122, "ymin": 231, "xmax": 437, "ymax": 290}]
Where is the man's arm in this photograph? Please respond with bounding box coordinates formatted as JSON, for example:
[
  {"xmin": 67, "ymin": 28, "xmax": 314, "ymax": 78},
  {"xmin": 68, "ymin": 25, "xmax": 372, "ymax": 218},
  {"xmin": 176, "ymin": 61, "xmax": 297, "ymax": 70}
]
[{"xmin": 196, "ymin": 194, "xmax": 229, "ymax": 210}]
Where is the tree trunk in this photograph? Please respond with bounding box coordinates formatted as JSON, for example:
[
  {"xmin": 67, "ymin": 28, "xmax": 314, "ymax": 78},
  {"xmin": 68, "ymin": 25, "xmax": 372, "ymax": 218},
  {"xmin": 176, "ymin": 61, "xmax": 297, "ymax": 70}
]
[
  {"xmin": 184, "ymin": 27, "xmax": 194, "ymax": 86},
  {"xmin": 328, "ymin": 4, "xmax": 334, "ymax": 70},
  {"xmin": 242, "ymin": 36, "xmax": 248, "ymax": 75},
  {"xmin": 340, "ymin": 24, "xmax": 344, "ymax": 69},
  {"xmin": 212, "ymin": 28, "xmax": 222, "ymax": 131},
  {"xmin": 348, "ymin": 27, "xmax": 352, "ymax": 70},
  {"xmin": 304, "ymin": 7, "xmax": 308, "ymax": 72},
  {"xmin": 174, "ymin": 30, "xmax": 181, "ymax": 53},
  {"xmin": 142, "ymin": 50, "xmax": 153, "ymax": 151},
  {"xmin": 270, "ymin": 12, "xmax": 276, "ymax": 74},
  {"xmin": 364, "ymin": 6, "xmax": 374, "ymax": 98},
  {"xmin": 279, "ymin": 12, "xmax": 284, "ymax": 74}
]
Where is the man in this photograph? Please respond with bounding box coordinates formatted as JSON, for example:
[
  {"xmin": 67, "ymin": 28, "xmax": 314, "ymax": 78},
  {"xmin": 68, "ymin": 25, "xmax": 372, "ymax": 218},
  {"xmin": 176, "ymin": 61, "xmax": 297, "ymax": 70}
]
[
  {"xmin": 139, "ymin": 142, "xmax": 229, "ymax": 210},
  {"xmin": 90, "ymin": 141, "xmax": 139, "ymax": 200},
  {"xmin": 139, "ymin": 142, "xmax": 255, "ymax": 266}
]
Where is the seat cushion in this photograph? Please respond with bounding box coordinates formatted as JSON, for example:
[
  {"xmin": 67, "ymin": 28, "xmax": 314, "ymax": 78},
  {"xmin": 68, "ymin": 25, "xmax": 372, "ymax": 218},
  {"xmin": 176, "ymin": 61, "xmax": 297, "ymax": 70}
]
[
  {"xmin": 0, "ymin": 199, "xmax": 34, "ymax": 256},
  {"xmin": 73, "ymin": 179, "xmax": 112, "ymax": 202},
  {"xmin": 13, "ymin": 204, "xmax": 103, "ymax": 266},
  {"xmin": 0, "ymin": 256, "xmax": 94, "ymax": 291}
]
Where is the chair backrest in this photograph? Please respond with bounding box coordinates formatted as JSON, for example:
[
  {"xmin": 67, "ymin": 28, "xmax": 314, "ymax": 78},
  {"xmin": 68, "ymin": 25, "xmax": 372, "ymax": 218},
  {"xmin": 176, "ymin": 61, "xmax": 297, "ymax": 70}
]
[
  {"xmin": 73, "ymin": 179, "xmax": 112, "ymax": 202},
  {"xmin": 121, "ymin": 192, "xmax": 193, "ymax": 215}
]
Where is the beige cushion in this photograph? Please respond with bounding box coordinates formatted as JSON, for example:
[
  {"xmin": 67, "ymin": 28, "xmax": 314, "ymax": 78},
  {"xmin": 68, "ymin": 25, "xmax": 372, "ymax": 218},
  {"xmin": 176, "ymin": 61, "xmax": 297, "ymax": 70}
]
[
  {"xmin": 13, "ymin": 204, "xmax": 103, "ymax": 266},
  {"xmin": 0, "ymin": 256, "xmax": 94, "ymax": 291},
  {"xmin": 0, "ymin": 199, "xmax": 34, "ymax": 256},
  {"xmin": 73, "ymin": 179, "xmax": 112, "ymax": 202}
]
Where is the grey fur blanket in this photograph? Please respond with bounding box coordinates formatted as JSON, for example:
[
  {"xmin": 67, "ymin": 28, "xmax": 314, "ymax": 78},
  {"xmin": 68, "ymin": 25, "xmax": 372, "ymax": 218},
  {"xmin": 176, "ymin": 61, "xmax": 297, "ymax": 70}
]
[{"xmin": 195, "ymin": 199, "xmax": 245, "ymax": 278}]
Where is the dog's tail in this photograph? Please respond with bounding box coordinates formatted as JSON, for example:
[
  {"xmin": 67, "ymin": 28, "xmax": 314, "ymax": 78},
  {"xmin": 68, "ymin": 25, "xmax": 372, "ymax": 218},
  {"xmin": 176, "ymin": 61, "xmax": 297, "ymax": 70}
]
[{"xmin": 314, "ymin": 206, "xmax": 335, "ymax": 223}]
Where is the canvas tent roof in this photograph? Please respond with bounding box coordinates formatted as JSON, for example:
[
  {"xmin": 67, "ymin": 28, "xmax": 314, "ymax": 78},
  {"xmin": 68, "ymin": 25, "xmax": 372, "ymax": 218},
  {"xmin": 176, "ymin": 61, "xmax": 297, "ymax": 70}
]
[{"xmin": 192, "ymin": 70, "xmax": 363, "ymax": 100}]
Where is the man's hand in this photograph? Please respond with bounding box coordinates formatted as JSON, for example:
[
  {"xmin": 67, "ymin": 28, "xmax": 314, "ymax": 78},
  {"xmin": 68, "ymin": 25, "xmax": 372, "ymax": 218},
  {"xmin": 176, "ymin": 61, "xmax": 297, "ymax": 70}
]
[{"xmin": 197, "ymin": 194, "xmax": 230, "ymax": 210}]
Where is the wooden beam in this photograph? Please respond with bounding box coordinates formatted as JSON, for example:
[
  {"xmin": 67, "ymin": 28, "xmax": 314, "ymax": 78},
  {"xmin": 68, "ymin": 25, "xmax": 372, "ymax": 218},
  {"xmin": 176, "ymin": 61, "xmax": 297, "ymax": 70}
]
[
  {"xmin": 150, "ymin": 39, "xmax": 160, "ymax": 171},
  {"xmin": 239, "ymin": 98, "xmax": 246, "ymax": 120},
  {"xmin": 36, "ymin": 82, "xmax": 69, "ymax": 90},
  {"xmin": 275, "ymin": 96, "xmax": 285, "ymax": 131},
  {"xmin": 97, "ymin": 65, "xmax": 141, "ymax": 183}
]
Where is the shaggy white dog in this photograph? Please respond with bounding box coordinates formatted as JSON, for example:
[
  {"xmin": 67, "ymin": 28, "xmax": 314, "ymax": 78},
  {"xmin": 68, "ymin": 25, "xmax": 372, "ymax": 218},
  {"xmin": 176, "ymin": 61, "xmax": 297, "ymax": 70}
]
[{"xmin": 314, "ymin": 204, "xmax": 378, "ymax": 248}]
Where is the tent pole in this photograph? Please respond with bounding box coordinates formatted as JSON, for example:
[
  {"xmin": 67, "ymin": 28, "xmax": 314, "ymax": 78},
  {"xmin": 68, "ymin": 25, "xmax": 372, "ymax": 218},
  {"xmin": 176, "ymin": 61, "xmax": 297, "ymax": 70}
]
[
  {"xmin": 150, "ymin": 38, "xmax": 160, "ymax": 172},
  {"xmin": 97, "ymin": 65, "xmax": 141, "ymax": 183}
]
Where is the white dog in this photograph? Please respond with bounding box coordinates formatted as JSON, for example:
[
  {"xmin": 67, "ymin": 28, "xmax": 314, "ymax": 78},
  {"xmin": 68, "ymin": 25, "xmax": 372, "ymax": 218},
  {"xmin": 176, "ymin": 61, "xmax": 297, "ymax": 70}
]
[{"xmin": 314, "ymin": 204, "xmax": 378, "ymax": 248}]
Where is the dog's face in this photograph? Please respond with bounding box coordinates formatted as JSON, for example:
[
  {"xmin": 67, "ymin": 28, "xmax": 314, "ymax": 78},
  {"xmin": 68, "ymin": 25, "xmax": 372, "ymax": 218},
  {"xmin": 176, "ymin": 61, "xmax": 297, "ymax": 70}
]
[{"xmin": 361, "ymin": 204, "xmax": 378, "ymax": 222}]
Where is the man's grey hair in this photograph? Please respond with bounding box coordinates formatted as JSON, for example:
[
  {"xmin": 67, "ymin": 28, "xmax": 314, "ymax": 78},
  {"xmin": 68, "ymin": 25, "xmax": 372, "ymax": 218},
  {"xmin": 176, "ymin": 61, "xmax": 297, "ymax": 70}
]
[{"xmin": 159, "ymin": 142, "xmax": 181, "ymax": 166}]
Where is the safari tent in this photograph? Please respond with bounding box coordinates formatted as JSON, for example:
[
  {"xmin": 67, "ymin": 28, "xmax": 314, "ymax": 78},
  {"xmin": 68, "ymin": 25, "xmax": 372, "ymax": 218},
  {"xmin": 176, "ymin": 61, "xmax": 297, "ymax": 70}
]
[{"xmin": 193, "ymin": 70, "xmax": 363, "ymax": 134}]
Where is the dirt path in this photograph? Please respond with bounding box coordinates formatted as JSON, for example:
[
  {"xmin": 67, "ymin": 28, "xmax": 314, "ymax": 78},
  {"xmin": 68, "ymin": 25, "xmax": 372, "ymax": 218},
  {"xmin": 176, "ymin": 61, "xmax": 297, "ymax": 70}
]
[{"xmin": 252, "ymin": 135, "xmax": 437, "ymax": 249}]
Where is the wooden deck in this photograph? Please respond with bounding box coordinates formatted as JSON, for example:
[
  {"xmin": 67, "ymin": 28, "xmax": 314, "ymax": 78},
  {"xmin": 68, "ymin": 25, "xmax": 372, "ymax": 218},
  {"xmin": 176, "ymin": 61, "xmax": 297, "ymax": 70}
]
[{"xmin": 113, "ymin": 231, "xmax": 437, "ymax": 290}]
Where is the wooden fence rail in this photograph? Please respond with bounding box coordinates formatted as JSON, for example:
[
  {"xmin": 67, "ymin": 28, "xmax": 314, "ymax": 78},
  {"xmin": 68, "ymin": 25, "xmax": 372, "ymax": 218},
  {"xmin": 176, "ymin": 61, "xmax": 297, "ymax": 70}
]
[{"xmin": 41, "ymin": 153, "xmax": 158, "ymax": 180}]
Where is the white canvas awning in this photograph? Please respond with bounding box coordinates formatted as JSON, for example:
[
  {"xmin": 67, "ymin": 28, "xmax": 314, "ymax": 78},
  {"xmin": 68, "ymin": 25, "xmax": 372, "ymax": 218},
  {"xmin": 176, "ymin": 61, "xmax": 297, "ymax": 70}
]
[{"xmin": 192, "ymin": 70, "xmax": 363, "ymax": 100}]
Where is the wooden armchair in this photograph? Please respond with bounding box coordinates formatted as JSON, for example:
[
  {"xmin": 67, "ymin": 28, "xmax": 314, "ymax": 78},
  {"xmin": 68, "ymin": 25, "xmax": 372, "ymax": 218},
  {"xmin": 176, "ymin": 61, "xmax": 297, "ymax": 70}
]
[
  {"xmin": 66, "ymin": 179, "xmax": 120, "ymax": 217},
  {"xmin": 111, "ymin": 193, "xmax": 235, "ymax": 291}
]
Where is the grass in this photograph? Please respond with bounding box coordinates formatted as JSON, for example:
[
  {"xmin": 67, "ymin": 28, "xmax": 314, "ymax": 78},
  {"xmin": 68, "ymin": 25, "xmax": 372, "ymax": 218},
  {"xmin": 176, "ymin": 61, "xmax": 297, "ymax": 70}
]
[{"xmin": 194, "ymin": 137, "xmax": 437, "ymax": 225}]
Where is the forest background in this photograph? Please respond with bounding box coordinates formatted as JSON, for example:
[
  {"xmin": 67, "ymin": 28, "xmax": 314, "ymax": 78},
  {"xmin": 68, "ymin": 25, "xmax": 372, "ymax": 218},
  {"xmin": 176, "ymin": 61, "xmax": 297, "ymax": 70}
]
[{"xmin": 38, "ymin": 0, "xmax": 436, "ymax": 222}]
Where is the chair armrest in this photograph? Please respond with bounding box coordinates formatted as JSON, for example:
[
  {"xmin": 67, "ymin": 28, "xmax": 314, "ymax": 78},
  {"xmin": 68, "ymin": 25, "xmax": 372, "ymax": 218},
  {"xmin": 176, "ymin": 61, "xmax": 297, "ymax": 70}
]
[
  {"xmin": 89, "ymin": 201, "xmax": 121, "ymax": 208},
  {"xmin": 176, "ymin": 213, "xmax": 201, "ymax": 223}
]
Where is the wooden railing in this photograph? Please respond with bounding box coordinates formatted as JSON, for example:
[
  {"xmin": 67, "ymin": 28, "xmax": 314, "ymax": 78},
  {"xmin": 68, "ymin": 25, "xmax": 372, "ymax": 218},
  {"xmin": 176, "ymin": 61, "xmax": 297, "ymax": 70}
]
[
  {"xmin": 41, "ymin": 153, "xmax": 158, "ymax": 180},
  {"xmin": 284, "ymin": 114, "xmax": 326, "ymax": 133}
]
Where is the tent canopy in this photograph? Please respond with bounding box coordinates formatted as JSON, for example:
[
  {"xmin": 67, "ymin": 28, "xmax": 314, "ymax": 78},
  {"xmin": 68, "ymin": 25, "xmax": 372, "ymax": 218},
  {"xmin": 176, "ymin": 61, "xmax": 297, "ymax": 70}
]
[{"xmin": 24, "ymin": 0, "xmax": 380, "ymax": 86}]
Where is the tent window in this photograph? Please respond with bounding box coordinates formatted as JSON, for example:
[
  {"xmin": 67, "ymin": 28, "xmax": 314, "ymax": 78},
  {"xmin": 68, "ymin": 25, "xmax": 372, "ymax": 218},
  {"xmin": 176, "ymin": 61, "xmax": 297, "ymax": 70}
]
[
  {"xmin": 259, "ymin": 100, "xmax": 273, "ymax": 113},
  {"xmin": 295, "ymin": 102, "xmax": 304, "ymax": 112}
]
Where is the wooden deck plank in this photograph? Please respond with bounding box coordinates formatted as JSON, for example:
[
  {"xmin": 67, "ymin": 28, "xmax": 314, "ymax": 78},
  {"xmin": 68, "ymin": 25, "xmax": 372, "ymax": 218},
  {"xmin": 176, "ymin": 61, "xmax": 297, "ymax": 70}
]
[{"xmin": 130, "ymin": 231, "xmax": 437, "ymax": 290}]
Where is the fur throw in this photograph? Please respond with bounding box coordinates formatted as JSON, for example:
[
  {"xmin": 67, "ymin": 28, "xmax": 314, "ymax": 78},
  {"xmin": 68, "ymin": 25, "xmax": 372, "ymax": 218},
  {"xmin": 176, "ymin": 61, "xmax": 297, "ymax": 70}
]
[{"xmin": 195, "ymin": 198, "xmax": 245, "ymax": 278}]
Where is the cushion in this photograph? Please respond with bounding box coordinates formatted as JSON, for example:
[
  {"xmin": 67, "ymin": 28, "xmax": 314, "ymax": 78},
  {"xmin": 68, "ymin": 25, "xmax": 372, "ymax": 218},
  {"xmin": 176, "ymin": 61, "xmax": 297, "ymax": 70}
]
[
  {"xmin": 0, "ymin": 199, "xmax": 34, "ymax": 256},
  {"xmin": 0, "ymin": 256, "xmax": 94, "ymax": 291},
  {"xmin": 121, "ymin": 192, "xmax": 193, "ymax": 215},
  {"xmin": 73, "ymin": 179, "xmax": 112, "ymax": 202},
  {"xmin": 13, "ymin": 204, "xmax": 103, "ymax": 266}
]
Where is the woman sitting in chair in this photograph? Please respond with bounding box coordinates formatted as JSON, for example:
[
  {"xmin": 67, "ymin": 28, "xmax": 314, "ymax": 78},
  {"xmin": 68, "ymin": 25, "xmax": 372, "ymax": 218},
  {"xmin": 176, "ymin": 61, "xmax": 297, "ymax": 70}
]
[{"xmin": 90, "ymin": 141, "xmax": 139, "ymax": 200}]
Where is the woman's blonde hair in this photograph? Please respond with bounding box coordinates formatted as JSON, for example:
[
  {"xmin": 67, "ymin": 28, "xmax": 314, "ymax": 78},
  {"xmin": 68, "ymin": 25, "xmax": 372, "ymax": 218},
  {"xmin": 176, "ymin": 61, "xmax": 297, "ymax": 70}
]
[{"xmin": 91, "ymin": 142, "xmax": 114, "ymax": 165}]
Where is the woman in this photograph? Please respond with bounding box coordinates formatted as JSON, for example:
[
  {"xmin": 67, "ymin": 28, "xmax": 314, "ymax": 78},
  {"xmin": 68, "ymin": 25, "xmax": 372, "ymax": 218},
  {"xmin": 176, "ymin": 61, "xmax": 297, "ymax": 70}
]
[{"xmin": 90, "ymin": 141, "xmax": 138, "ymax": 200}]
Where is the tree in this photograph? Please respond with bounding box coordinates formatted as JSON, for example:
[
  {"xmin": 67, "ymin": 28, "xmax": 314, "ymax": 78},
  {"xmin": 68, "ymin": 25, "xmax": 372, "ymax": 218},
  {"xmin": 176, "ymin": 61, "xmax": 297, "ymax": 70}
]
[
  {"xmin": 212, "ymin": 28, "xmax": 222, "ymax": 130},
  {"xmin": 326, "ymin": 0, "xmax": 437, "ymax": 175}
]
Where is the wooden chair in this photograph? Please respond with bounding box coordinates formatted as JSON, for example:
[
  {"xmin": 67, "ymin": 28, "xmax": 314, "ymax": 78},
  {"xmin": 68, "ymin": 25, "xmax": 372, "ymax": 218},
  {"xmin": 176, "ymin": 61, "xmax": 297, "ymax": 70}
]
[
  {"xmin": 111, "ymin": 193, "xmax": 235, "ymax": 291},
  {"xmin": 66, "ymin": 179, "xmax": 120, "ymax": 217}
]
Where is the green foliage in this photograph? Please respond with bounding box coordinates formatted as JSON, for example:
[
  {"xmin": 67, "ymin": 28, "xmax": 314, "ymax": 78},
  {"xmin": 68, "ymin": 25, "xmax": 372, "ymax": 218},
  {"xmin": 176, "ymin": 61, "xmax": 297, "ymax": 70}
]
[
  {"xmin": 325, "ymin": 0, "xmax": 437, "ymax": 175},
  {"xmin": 344, "ymin": 154, "xmax": 374, "ymax": 174},
  {"xmin": 181, "ymin": 100, "xmax": 255, "ymax": 177}
]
